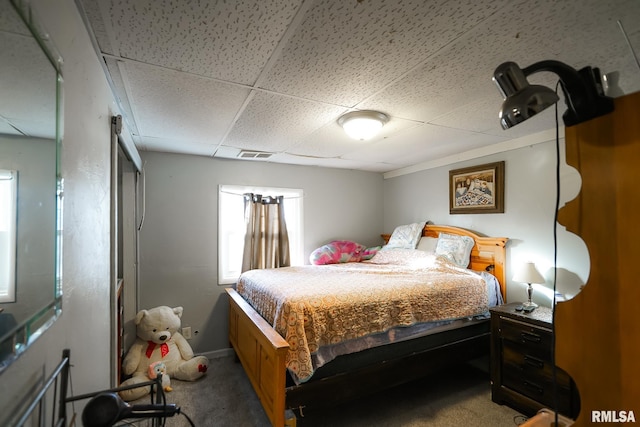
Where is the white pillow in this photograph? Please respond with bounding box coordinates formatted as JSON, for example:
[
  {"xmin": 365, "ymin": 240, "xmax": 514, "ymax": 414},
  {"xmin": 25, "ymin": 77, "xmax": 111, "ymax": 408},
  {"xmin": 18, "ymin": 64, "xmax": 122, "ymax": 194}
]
[
  {"xmin": 416, "ymin": 236, "xmax": 438, "ymax": 253},
  {"xmin": 384, "ymin": 222, "xmax": 426, "ymax": 250},
  {"xmin": 435, "ymin": 233, "xmax": 474, "ymax": 268}
]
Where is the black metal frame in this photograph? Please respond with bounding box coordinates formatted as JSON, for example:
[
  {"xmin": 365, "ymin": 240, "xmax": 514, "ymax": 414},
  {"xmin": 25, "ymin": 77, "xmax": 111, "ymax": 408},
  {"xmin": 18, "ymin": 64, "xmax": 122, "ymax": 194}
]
[
  {"xmin": 12, "ymin": 349, "xmax": 169, "ymax": 427},
  {"xmin": 12, "ymin": 349, "xmax": 70, "ymax": 427}
]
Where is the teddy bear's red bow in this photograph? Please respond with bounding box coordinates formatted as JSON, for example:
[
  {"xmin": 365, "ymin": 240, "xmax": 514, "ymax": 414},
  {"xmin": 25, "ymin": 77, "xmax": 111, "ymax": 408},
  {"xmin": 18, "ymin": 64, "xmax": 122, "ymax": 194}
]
[{"xmin": 146, "ymin": 341, "xmax": 169, "ymax": 359}]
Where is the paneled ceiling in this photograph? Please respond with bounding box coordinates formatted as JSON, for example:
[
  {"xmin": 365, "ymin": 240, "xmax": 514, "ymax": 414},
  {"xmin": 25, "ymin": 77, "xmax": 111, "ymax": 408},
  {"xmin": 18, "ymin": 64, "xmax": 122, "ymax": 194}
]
[{"xmin": 75, "ymin": 0, "xmax": 640, "ymax": 173}]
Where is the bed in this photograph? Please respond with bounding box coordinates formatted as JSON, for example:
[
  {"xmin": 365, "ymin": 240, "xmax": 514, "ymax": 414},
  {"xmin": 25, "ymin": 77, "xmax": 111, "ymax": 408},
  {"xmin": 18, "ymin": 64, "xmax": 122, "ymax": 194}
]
[{"xmin": 226, "ymin": 224, "xmax": 508, "ymax": 426}]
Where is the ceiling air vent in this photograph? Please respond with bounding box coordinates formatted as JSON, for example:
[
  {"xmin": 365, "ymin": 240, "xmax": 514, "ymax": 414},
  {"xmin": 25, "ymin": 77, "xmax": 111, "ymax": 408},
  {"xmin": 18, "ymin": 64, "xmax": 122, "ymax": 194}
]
[{"xmin": 238, "ymin": 150, "xmax": 273, "ymax": 160}]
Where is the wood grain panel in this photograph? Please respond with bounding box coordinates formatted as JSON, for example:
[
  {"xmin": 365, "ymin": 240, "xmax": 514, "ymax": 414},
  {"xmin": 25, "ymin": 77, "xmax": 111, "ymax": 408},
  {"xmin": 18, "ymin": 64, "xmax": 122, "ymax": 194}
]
[
  {"xmin": 555, "ymin": 91, "xmax": 640, "ymax": 425},
  {"xmin": 226, "ymin": 288, "xmax": 289, "ymax": 426}
]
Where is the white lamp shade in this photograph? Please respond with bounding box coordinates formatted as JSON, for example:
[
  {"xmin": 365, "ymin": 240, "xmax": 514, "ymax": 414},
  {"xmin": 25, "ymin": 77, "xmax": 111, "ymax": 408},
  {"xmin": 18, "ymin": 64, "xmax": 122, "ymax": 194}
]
[
  {"xmin": 512, "ymin": 262, "xmax": 545, "ymax": 284},
  {"xmin": 338, "ymin": 110, "xmax": 389, "ymax": 140}
]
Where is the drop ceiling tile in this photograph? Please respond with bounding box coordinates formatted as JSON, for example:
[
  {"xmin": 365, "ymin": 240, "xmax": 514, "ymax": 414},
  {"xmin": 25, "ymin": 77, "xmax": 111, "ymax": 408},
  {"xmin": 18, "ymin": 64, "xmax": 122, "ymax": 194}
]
[
  {"xmin": 75, "ymin": 0, "xmax": 640, "ymax": 173},
  {"xmin": 213, "ymin": 145, "xmax": 242, "ymax": 159},
  {"xmin": 0, "ymin": 5, "xmax": 31, "ymax": 34},
  {"xmin": 342, "ymin": 124, "xmax": 510, "ymax": 167},
  {"xmin": 270, "ymin": 152, "xmax": 392, "ymax": 173},
  {"xmin": 360, "ymin": 49, "xmax": 500, "ymax": 123},
  {"xmin": 0, "ymin": 31, "xmax": 57, "ymax": 139},
  {"xmin": 431, "ymin": 97, "xmax": 564, "ymax": 138},
  {"xmin": 363, "ymin": 0, "xmax": 640, "ymax": 124},
  {"xmin": 223, "ymin": 91, "xmax": 346, "ymax": 153},
  {"xmin": 458, "ymin": 0, "xmax": 640, "ymax": 92},
  {"xmin": 266, "ymin": 152, "xmax": 332, "ymax": 168},
  {"xmin": 78, "ymin": 0, "xmax": 115, "ymax": 55},
  {"xmin": 138, "ymin": 135, "xmax": 217, "ymax": 157},
  {"xmin": 261, "ymin": 0, "xmax": 511, "ymax": 106},
  {"xmin": 123, "ymin": 62, "xmax": 250, "ymax": 144},
  {"xmin": 5, "ymin": 118, "xmax": 55, "ymax": 139},
  {"xmin": 0, "ymin": 121, "xmax": 20, "ymax": 136},
  {"xmin": 287, "ymin": 115, "xmax": 420, "ymax": 159},
  {"xmin": 101, "ymin": 0, "xmax": 302, "ymax": 84}
]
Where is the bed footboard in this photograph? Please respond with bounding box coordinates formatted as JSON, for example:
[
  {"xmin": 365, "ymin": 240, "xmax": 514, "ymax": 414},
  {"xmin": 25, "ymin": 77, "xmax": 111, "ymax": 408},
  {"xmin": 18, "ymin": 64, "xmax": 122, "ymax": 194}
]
[{"xmin": 226, "ymin": 288, "xmax": 293, "ymax": 427}]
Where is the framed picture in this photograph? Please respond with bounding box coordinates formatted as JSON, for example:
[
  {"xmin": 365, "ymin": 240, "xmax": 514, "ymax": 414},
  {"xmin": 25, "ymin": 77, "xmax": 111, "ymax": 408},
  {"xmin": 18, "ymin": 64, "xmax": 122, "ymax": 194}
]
[{"xmin": 449, "ymin": 161, "xmax": 504, "ymax": 214}]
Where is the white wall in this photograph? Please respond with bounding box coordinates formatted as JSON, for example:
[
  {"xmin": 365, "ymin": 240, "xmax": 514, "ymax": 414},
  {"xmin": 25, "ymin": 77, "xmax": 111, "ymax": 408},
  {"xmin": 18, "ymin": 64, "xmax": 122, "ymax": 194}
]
[
  {"xmin": 383, "ymin": 138, "xmax": 588, "ymax": 306},
  {"xmin": 137, "ymin": 152, "xmax": 384, "ymax": 354},
  {"xmin": 0, "ymin": 0, "xmax": 119, "ymax": 419}
]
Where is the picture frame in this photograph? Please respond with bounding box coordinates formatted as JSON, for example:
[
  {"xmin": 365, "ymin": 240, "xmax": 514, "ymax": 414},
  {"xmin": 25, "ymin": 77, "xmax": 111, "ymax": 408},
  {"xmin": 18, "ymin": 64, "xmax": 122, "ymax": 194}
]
[{"xmin": 449, "ymin": 161, "xmax": 504, "ymax": 214}]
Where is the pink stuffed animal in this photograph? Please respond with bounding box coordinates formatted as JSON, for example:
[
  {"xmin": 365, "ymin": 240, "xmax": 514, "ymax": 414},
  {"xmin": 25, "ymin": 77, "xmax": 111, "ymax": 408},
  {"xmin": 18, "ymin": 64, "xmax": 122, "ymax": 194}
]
[{"xmin": 310, "ymin": 240, "xmax": 380, "ymax": 265}]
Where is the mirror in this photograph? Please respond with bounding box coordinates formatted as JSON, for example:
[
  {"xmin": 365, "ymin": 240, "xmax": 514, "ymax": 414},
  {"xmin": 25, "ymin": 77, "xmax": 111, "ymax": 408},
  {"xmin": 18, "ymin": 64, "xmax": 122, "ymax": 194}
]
[{"xmin": 0, "ymin": 0, "xmax": 63, "ymax": 373}]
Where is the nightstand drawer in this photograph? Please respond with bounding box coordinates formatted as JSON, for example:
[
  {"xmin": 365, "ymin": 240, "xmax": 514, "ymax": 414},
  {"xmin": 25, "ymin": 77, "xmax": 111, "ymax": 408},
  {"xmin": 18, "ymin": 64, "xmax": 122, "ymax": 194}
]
[
  {"xmin": 503, "ymin": 342, "xmax": 551, "ymax": 376},
  {"xmin": 502, "ymin": 342, "xmax": 572, "ymax": 388},
  {"xmin": 490, "ymin": 304, "xmax": 580, "ymax": 418},
  {"xmin": 500, "ymin": 318, "xmax": 552, "ymax": 357},
  {"xmin": 503, "ymin": 365, "xmax": 573, "ymax": 411}
]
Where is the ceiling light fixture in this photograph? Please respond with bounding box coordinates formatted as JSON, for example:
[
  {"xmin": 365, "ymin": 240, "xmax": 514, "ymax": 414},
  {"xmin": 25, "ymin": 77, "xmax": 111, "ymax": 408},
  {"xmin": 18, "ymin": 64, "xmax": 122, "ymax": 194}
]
[
  {"xmin": 338, "ymin": 110, "xmax": 389, "ymax": 140},
  {"xmin": 492, "ymin": 60, "xmax": 614, "ymax": 129}
]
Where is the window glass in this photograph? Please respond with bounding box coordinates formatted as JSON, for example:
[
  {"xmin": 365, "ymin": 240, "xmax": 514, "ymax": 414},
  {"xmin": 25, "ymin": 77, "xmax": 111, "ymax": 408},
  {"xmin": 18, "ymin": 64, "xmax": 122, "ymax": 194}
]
[
  {"xmin": 0, "ymin": 169, "xmax": 17, "ymax": 302},
  {"xmin": 218, "ymin": 184, "xmax": 303, "ymax": 284}
]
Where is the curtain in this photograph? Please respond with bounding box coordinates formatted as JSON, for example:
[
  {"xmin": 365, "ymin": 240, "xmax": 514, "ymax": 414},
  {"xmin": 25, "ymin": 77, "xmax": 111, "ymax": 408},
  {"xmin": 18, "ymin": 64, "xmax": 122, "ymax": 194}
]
[{"xmin": 241, "ymin": 193, "xmax": 290, "ymax": 272}]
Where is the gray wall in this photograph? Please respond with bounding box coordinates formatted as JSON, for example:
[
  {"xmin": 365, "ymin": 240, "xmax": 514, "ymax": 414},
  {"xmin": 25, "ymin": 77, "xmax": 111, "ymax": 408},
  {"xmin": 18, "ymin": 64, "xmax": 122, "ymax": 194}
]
[
  {"xmin": 383, "ymin": 138, "xmax": 587, "ymax": 305},
  {"xmin": 0, "ymin": 136, "xmax": 55, "ymax": 325},
  {"xmin": 137, "ymin": 152, "xmax": 384, "ymax": 354}
]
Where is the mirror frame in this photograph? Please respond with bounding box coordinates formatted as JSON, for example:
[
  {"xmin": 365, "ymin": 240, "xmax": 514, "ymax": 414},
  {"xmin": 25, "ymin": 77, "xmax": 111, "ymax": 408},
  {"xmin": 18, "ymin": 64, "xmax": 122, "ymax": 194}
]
[{"xmin": 0, "ymin": 0, "xmax": 63, "ymax": 374}]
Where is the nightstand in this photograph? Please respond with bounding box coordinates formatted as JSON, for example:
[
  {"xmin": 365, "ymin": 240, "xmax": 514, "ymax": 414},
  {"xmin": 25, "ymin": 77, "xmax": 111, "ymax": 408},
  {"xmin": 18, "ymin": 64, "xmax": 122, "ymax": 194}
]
[{"xmin": 490, "ymin": 303, "xmax": 580, "ymax": 418}]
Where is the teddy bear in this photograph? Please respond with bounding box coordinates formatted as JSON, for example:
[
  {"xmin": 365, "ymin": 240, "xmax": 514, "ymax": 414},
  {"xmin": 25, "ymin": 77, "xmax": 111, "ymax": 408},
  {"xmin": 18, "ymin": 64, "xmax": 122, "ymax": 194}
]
[
  {"xmin": 119, "ymin": 306, "xmax": 209, "ymax": 401},
  {"xmin": 148, "ymin": 361, "xmax": 172, "ymax": 392}
]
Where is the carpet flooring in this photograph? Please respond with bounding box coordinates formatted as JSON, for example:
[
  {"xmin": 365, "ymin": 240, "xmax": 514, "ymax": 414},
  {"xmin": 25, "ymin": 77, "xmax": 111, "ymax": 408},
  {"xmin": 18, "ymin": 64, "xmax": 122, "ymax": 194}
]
[{"xmin": 132, "ymin": 355, "xmax": 527, "ymax": 427}]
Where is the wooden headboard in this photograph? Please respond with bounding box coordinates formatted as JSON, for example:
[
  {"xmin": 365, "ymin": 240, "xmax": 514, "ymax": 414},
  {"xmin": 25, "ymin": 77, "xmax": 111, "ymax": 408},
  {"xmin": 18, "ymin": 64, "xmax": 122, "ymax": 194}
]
[{"xmin": 382, "ymin": 224, "xmax": 508, "ymax": 300}]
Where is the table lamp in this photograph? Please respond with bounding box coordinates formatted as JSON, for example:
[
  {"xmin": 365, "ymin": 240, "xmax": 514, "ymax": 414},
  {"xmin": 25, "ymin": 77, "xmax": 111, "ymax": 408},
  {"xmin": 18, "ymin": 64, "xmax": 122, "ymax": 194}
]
[{"xmin": 513, "ymin": 262, "xmax": 545, "ymax": 308}]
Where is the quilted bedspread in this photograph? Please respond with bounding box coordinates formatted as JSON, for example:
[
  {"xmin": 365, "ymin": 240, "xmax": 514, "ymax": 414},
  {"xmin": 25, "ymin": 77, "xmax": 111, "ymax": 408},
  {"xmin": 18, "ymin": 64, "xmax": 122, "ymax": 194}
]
[{"xmin": 236, "ymin": 254, "xmax": 488, "ymax": 383}]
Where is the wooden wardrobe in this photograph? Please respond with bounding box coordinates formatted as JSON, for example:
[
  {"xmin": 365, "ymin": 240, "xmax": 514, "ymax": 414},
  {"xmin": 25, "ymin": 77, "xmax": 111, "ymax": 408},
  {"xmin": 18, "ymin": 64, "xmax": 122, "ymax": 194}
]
[{"xmin": 555, "ymin": 91, "xmax": 640, "ymax": 425}]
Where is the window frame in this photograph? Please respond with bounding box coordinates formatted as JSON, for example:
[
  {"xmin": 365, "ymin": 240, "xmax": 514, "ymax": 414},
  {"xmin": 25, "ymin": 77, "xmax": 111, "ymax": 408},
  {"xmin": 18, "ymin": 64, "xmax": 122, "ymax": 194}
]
[
  {"xmin": 218, "ymin": 184, "xmax": 303, "ymax": 285},
  {"xmin": 0, "ymin": 169, "xmax": 18, "ymax": 303}
]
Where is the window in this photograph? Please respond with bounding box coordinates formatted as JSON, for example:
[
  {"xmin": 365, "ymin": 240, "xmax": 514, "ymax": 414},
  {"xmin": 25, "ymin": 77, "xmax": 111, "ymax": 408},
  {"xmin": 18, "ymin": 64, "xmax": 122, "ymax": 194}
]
[
  {"xmin": 0, "ymin": 169, "xmax": 17, "ymax": 303},
  {"xmin": 218, "ymin": 184, "xmax": 303, "ymax": 285}
]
